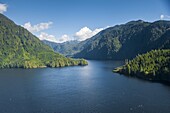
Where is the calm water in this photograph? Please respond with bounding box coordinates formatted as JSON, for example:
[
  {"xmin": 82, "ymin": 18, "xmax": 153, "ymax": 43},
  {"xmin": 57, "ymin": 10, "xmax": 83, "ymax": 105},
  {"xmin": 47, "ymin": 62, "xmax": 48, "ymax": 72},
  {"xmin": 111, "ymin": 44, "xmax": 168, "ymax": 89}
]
[{"xmin": 0, "ymin": 60, "xmax": 170, "ymax": 113}]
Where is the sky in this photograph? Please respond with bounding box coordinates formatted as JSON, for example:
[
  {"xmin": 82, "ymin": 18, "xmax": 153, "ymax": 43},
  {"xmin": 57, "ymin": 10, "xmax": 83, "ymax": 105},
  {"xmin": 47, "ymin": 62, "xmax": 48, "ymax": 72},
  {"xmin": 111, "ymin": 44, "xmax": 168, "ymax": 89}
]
[{"xmin": 0, "ymin": 0, "xmax": 170, "ymax": 43}]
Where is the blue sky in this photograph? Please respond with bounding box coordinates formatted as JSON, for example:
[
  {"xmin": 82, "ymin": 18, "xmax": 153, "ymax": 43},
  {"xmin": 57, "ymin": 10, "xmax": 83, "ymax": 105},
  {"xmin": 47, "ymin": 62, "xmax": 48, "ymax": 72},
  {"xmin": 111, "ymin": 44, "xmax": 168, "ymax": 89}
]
[{"xmin": 0, "ymin": 0, "xmax": 170, "ymax": 42}]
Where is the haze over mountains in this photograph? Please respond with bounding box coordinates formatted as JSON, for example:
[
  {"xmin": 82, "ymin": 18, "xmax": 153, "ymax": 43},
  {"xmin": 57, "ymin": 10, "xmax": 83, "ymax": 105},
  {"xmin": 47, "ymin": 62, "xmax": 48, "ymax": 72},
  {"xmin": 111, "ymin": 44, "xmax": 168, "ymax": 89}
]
[
  {"xmin": 43, "ymin": 40, "xmax": 81, "ymax": 56},
  {"xmin": 43, "ymin": 20, "xmax": 170, "ymax": 60}
]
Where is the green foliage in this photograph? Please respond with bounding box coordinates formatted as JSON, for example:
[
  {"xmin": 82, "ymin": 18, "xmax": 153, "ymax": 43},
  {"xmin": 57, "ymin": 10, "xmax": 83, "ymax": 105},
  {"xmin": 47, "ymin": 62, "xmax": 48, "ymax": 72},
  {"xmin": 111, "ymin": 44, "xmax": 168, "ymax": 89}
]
[
  {"xmin": 44, "ymin": 20, "xmax": 170, "ymax": 60},
  {"xmin": 119, "ymin": 49, "xmax": 170, "ymax": 81},
  {"xmin": 127, "ymin": 64, "xmax": 131, "ymax": 74},
  {"xmin": 0, "ymin": 14, "xmax": 88, "ymax": 68},
  {"xmin": 74, "ymin": 20, "xmax": 170, "ymax": 60}
]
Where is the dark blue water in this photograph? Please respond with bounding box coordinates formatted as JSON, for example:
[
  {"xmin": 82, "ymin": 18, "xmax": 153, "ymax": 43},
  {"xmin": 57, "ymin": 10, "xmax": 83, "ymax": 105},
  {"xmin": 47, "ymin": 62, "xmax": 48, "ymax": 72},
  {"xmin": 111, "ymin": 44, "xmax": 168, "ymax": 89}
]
[{"xmin": 0, "ymin": 60, "xmax": 170, "ymax": 113}]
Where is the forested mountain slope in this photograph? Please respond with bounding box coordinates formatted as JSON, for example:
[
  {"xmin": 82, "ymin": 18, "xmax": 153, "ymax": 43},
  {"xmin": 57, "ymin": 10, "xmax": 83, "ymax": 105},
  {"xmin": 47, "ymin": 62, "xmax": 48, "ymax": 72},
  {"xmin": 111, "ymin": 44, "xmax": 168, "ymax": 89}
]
[
  {"xmin": 0, "ymin": 14, "xmax": 87, "ymax": 68},
  {"xmin": 74, "ymin": 20, "xmax": 170, "ymax": 60}
]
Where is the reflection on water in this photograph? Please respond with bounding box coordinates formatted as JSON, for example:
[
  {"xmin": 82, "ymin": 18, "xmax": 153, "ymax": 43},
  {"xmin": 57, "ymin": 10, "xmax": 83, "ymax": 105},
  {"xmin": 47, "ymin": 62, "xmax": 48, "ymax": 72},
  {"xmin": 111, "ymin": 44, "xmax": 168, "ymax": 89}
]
[{"xmin": 0, "ymin": 60, "xmax": 170, "ymax": 113}]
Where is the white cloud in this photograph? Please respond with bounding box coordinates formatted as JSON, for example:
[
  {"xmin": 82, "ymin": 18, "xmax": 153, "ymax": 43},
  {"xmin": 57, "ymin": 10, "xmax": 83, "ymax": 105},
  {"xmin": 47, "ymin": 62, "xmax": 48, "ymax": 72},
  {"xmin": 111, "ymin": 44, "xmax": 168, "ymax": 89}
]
[
  {"xmin": 39, "ymin": 32, "xmax": 57, "ymax": 42},
  {"xmin": 58, "ymin": 34, "xmax": 71, "ymax": 43},
  {"xmin": 160, "ymin": 15, "xmax": 164, "ymax": 20},
  {"xmin": 160, "ymin": 14, "xmax": 170, "ymax": 20},
  {"xmin": 74, "ymin": 27, "xmax": 104, "ymax": 41},
  {"xmin": 23, "ymin": 22, "xmax": 72, "ymax": 43},
  {"xmin": 23, "ymin": 22, "xmax": 53, "ymax": 33},
  {"xmin": 23, "ymin": 21, "xmax": 108, "ymax": 43},
  {"xmin": 74, "ymin": 27, "xmax": 93, "ymax": 41},
  {"xmin": 39, "ymin": 32, "xmax": 71, "ymax": 43},
  {"xmin": 0, "ymin": 3, "xmax": 7, "ymax": 14}
]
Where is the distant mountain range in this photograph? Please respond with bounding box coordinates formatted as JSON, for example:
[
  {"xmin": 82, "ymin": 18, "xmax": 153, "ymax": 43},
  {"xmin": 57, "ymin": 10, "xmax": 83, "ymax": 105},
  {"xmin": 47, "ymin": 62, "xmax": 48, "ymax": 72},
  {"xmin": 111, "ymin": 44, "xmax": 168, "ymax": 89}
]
[
  {"xmin": 0, "ymin": 14, "xmax": 87, "ymax": 68},
  {"xmin": 43, "ymin": 20, "xmax": 170, "ymax": 60},
  {"xmin": 42, "ymin": 40, "xmax": 81, "ymax": 57}
]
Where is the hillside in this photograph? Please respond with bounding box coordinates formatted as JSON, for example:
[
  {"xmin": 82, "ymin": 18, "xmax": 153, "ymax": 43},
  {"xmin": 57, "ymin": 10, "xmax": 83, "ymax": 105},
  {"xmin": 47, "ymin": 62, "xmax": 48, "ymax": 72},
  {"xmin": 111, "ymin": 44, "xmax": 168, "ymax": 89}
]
[
  {"xmin": 0, "ymin": 14, "xmax": 87, "ymax": 68},
  {"xmin": 42, "ymin": 40, "xmax": 81, "ymax": 56},
  {"xmin": 113, "ymin": 49, "xmax": 170, "ymax": 82},
  {"xmin": 74, "ymin": 20, "xmax": 170, "ymax": 60}
]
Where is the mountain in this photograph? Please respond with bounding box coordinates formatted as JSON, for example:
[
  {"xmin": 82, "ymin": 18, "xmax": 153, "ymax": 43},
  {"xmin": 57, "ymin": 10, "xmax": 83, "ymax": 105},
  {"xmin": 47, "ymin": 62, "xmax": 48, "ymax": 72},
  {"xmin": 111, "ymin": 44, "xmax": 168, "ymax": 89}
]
[
  {"xmin": 74, "ymin": 20, "xmax": 170, "ymax": 60},
  {"xmin": 0, "ymin": 14, "xmax": 87, "ymax": 68},
  {"xmin": 42, "ymin": 40, "xmax": 81, "ymax": 56},
  {"xmin": 113, "ymin": 49, "xmax": 170, "ymax": 82},
  {"xmin": 42, "ymin": 38, "xmax": 94, "ymax": 57}
]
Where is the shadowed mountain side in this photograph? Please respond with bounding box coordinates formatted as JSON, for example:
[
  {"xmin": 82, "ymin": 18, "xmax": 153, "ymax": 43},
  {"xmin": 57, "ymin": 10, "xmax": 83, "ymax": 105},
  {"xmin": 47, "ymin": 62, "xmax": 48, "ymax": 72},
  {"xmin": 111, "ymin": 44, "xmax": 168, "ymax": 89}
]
[{"xmin": 74, "ymin": 20, "xmax": 170, "ymax": 60}]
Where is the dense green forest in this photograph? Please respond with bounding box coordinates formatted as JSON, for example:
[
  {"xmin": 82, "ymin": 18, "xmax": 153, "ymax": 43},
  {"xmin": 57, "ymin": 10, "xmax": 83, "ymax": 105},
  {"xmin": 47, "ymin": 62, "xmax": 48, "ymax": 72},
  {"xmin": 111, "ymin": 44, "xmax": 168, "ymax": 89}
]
[
  {"xmin": 73, "ymin": 20, "xmax": 170, "ymax": 60},
  {"xmin": 114, "ymin": 49, "xmax": 170, "ymax": 82},
  {"xmin": 0, "ymin": 14, "xmax": 87, "ymax": 68},
  {"xmin": 43, "ymin": 20, "xmax": 170, "ymax": 60}
]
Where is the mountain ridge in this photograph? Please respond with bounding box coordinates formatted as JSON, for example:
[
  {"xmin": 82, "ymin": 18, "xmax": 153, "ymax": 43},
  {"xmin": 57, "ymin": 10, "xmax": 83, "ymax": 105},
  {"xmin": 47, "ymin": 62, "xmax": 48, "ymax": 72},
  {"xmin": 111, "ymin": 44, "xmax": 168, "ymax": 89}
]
[
  {"xmin": 42, "ymin": 20, "xmax": 170, "ymax": 60},
  {"xmin": 74, "ymin": 20, "xmax": 170, "ymax": 60},
  {"xmin": 0, "ymin": 14, "xmax": 87, "ymax": 68}
]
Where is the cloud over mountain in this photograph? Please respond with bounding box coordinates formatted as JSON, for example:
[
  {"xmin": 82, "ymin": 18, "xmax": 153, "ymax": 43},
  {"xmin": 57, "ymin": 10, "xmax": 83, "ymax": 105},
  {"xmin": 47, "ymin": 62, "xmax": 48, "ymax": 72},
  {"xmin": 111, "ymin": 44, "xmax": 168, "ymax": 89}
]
[
  {"xmin": 160, "ymin": 14, "xmax": 170, "ymax": 20},
  {"xmin": 74, "ymin": 27, "xmax": 104, "ymax": 41},
  {"xmin": 23, "ymin": 22, "xmax": 53, "ymax": 33},
  {"xmin": 0, "ymin": 3, "xmax": 7, "ymax": 14},
  {"xmin": 39, "ymin": 32, "xmax": 71, "ymax": 43},
  {"xmin": 23, "ymin": 22, "xmax": 107, "ymax": 43}
]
